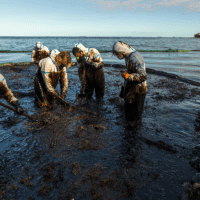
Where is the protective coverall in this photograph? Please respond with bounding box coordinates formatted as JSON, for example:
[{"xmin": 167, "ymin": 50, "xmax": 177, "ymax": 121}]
[
  {"xmin": 73, "ymin": 43, "xmax": 105, "ymax": 99},
  {"xmin": 0, "ymin": 74, "xmax": 23, "ymax": 113},
  {"xmin": 32, "ymin": 41, "xmax": 50, "ymax": 64},
  {"xmin": 112, "ymin": 41, "xmax": 147, "ymax": 120},
  {"xmin": 34, "ymin": 49, "xmax": 72, "ymax": 107}
]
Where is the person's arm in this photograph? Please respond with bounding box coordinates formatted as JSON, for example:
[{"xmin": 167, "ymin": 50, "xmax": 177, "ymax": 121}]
[
  {"xmin": 1, "ymin": 77, "xmax": 18, "ymax": 103},
  {"xmin": 85, "ymin": 50, "xmax": 104, "ymax": 69},
  {"xmin": 122, "ymin": 63, "xmax": 147, "ymax": 83},
  {"xmin": 32, "ymin": 49, "xmax": 36, "ymax": 62},
  {"xmin": 41, "ymin": 65, "xmax": 59, "ymax": 97},
  {"xmin": 123, "ymin": 54, "xmax": 147, "ymax": 83},
  {"xmin": 40, "ymin": 50, "xmax": 49, "ymax": 60},
  {"xmin": 84, "ymin": 60, "xmax": 104, "ymax": 69},
  {"xmin": 38, "ymin": 59, "xmax": 42, "ymax": 69},
  {"xmin": 0, "ymin": 76, "xmax": 23, "ymax": 113},
  {"xmin": 59, "ymin": 67, "xmax": 68, "ymax": 99},
  {"xmin": 128, "ymin": 62, "xmax": 147, "ymax": 83}
]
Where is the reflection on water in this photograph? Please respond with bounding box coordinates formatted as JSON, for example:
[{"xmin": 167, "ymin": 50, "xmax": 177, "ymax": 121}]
[{"xmin": 143, "ymin": 52, "xmax": 200, "ymax": 82}]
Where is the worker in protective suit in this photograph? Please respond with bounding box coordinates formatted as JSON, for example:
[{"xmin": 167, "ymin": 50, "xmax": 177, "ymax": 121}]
[
  {"xmin": 72, "ymin": 43, "xmax": 105, "ymax": 99},
  {"xmin": 34, "ymin": 49, "xmax": 72, "ymax": 107},
  {"xmin": 0, "ymin": 74, "xmax": 24, "ymax": 114},
  {"xmin": 112, "ymin": 41, "xmax": 147, "ymax": 120},
  {"xmin": 32, "ymin": 41, "xmax": 50, "ymax": 64}
]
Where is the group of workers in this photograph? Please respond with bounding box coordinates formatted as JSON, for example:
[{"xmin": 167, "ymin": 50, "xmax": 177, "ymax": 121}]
[{"xmin": 0, "ymin": 41, "xmax": 147, "ymax": 120}]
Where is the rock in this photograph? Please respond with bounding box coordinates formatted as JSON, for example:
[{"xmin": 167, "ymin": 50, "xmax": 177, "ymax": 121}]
[{"xmin": 194, "ymin": 33, "xmax": 200, "ymax": 38}]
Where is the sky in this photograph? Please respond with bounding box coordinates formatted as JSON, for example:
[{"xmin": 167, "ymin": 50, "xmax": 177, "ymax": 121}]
[{"xmin": 0, "ymin": 0, "xmax": 200, "ymax": 37}]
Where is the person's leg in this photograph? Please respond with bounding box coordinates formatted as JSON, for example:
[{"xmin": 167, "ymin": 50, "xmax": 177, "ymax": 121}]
[
  {"xmin": 34, "ymin": 76, "xmax": 48, "ymax": 107},
  {"xmin": 135, "ymin": 92, "xmax": 146, "ymax": 118},
  {"xmin": 124, "ymin": 83, "xmax": 146, "ymax": 121},
  {"xmin": 124, "ymin": 93, "xmax": 137, "ymax": 121},
  {"xmin": 78, "ymin": 66, "xmax": 94, "ymax": 97},
  {"xmin": 119, "ymin": 86, "xmax": 125, "ymax": 98},
  {"xmin": 94, "ymin": 68, "xmax": 105, "ymax": 99},
  {"xmin": 135, "ymin": 82, "xmax": 147, "ymax": 116},
  {"xmin": 78, "ymin": 67, "xmax": 84, "ymax": 93},
  {"xmin": 84, "ymin": 65, "xmax": 95, "ymax": 98}
]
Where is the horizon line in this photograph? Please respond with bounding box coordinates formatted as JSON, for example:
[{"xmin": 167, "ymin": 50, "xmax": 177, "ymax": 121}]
[{"xmin": 0, "ymin": 36, "xmax": 195, "ymax": 38}]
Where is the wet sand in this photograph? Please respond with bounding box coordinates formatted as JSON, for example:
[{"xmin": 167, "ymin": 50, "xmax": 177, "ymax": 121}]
[{"xmin": 0, "ymin": 62, "xmax": 200, "ymax": 199}]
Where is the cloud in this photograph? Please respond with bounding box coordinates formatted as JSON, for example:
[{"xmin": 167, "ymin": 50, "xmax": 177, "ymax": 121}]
[
  {"xmin": 87, "ymin": 0, "xmax": 200, "ymax": 12},
  {"xmin": 157, "ymin": 0, "xmax": 191, "ymax": 7},
  {"xmin": 157, "ymin": 0, "xmax": 200, "ymax": 11},
  {"xmin": 88, "ymin": 0, "xmax": 143, "ymax": 11},
  {"xmin": 187, "ymin": 1, "xmax": 200, "ymax": 11}
]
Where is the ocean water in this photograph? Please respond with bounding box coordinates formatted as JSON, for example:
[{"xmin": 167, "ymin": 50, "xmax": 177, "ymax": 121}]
[{"xmin": 0, "ymin": 36, "xmax": 200, "ymax": 82}]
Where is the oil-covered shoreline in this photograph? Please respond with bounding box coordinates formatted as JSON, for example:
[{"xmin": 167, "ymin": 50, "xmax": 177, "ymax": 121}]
[{"xmin": 1, "ymin": 62, "xmax": 200, "ymax": 199}]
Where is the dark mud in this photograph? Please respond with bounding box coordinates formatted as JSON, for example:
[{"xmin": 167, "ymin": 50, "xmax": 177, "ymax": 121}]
[{"xmin": 0, "ymin": 62, "xmax": 200, "ymax": 199}]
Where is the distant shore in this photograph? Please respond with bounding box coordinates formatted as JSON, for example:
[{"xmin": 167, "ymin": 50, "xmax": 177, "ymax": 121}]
[{"xmin": 0, "ymin": 49, "xmax": 200, "ymax": 54}]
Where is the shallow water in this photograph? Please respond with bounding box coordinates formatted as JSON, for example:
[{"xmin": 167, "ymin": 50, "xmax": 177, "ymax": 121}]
[
  {"xmin": 103, "ymin": 52, "xmax": 200, "ymax": 82},
  {"xmin": 1, "ymin": 63, "xmax": 200, "ymax": 199},
  {"xmin": 0, "ymin": 37, "xmax": 200, "ymax": 82}
]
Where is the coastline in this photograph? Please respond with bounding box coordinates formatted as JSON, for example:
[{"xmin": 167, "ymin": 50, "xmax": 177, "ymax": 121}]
[
  {"xmin": 0, "ymin": 49, "xmax": 199, "ymax": 53},
  {"xmin": 1, "ymin": 61, "xmax": 199, "ymax": 87},
  {"xmin": 0, "ymin": 62, "xmax": 200, "ymax": 199}
]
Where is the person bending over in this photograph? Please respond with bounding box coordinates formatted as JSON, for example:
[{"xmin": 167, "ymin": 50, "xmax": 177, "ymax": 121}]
[
  {"xmin": 32, "ymin": 41, "xmax": 50, "ymax": 64},
  {"xmin": 72, "ymin": 43, "xmax": 105, "ymax": 99},
  {"xmin": 0, "ymin": 74, "xmax": 23, "ymax": 114},
  {"xmin": 34, "ymin": 49, "xmax": 72, "ymax": 107},
  {"xmin": 112, "ymin": 41, "xmax": 147, "ymax": 120}
]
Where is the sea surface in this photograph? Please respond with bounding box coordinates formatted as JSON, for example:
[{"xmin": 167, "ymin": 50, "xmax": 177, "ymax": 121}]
[{"xmin": 0, "ymin": 36, "xmax": 200, "ymax": 82}]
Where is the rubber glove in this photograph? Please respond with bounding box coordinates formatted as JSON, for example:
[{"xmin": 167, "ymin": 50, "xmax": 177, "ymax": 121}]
[{"xmin": 122, "ymin": 71, "xmax": 130, "ymax": 80}]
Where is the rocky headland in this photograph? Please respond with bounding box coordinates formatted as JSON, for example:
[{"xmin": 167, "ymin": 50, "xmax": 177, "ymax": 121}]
[{"xmin": 194, "ymin": 33, "xmax": 200, "ymax": 38}]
